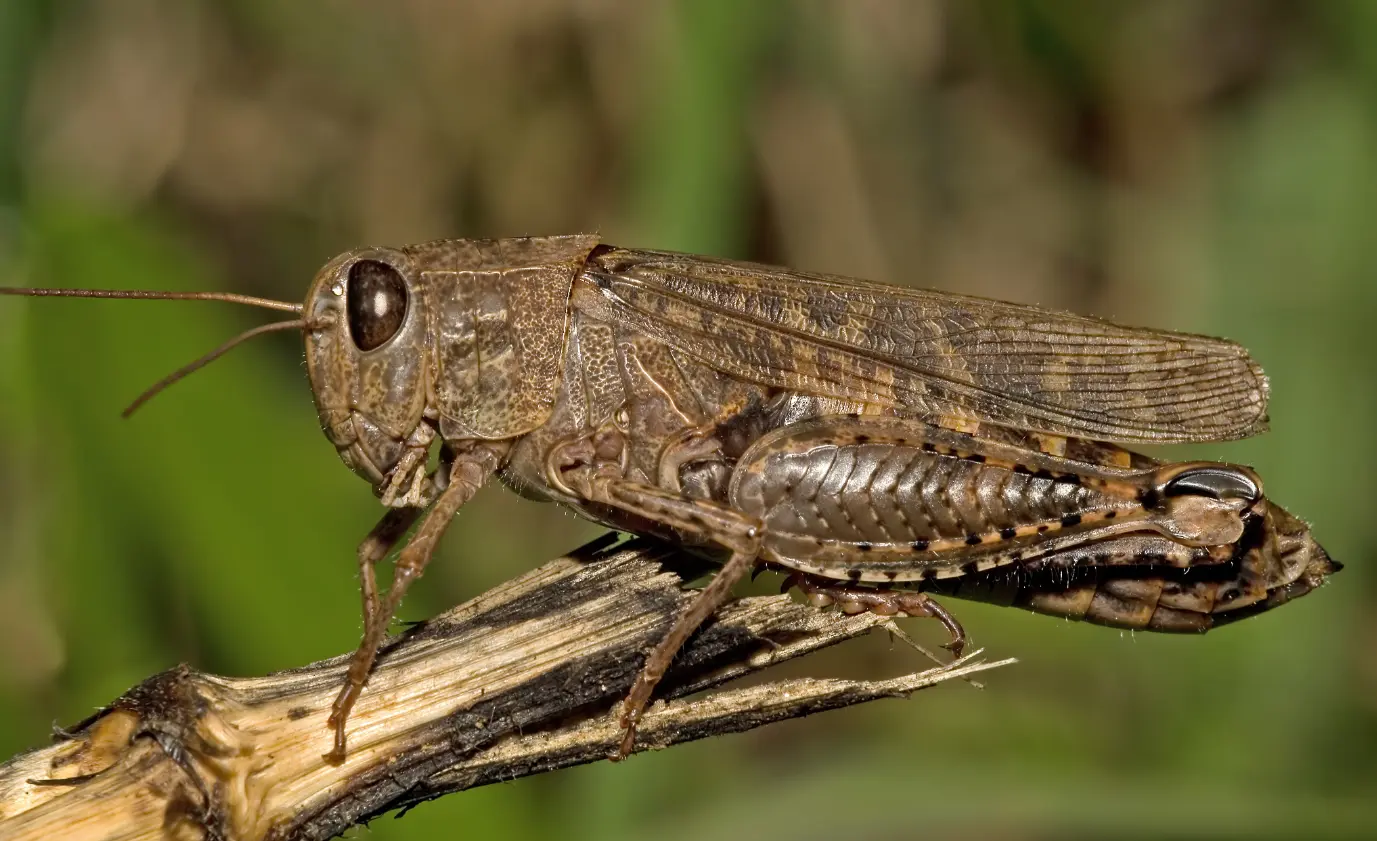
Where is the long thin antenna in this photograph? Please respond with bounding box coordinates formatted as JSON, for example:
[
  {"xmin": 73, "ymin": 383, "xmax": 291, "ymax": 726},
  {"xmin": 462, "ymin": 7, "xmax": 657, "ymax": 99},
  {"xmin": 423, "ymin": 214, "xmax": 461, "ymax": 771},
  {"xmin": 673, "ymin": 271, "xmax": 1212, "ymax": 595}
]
[
  {"xmin": 121, "ymin": 319, "xmax": 308, "ymax": 418},
  {"xmin": 0, "ymin": 287, "xmax": 303, "ymax": 315}
]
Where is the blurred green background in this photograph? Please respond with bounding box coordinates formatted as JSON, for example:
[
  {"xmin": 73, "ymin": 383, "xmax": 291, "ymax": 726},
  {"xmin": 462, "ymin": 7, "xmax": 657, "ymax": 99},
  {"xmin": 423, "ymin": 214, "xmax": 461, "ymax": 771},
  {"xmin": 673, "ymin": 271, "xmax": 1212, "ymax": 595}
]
[{"xmin": 0, "ymin": 1, "xmax": 1374, "ymax": 838}]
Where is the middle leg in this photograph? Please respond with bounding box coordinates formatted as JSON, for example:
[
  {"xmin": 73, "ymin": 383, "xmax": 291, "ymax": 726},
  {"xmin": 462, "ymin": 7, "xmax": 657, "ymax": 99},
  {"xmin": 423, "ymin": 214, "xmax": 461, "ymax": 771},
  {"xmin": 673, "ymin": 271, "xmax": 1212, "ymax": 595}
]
[{"xmin": 567, "ymin": 466, "xmax": 763, "ymax": 758}]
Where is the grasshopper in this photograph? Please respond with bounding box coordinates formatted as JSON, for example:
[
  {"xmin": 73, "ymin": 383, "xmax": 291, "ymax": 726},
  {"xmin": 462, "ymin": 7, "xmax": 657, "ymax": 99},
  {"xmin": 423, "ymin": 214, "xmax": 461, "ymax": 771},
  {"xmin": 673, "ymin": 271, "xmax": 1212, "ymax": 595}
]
[{"xmin": 1, "ymin": 234, "xmax": 1337, "ymax": 761}]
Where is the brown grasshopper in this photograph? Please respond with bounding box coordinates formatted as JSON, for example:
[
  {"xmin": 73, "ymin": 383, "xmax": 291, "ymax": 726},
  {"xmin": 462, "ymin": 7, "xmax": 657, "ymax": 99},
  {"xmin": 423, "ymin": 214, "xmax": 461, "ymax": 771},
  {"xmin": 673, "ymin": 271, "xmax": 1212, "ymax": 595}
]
[{"xmin": 1, "ymin": 234, "xmax": 1337, "ymax": 762}]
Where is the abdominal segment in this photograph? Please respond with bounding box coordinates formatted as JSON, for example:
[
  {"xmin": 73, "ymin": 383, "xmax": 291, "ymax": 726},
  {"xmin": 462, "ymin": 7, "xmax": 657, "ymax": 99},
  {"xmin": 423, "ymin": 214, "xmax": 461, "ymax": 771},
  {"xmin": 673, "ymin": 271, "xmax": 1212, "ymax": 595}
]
[{"xmin": 731, "ymin": 420, "xmax": 1165, "ymax": 583}]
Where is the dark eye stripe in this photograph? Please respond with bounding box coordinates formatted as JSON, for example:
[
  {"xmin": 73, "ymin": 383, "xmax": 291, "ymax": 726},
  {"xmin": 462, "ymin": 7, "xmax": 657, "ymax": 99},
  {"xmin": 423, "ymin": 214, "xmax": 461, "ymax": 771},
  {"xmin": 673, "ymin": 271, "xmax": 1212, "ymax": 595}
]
[{"xmin": 347, "ymin": 260, "xmax": 408, "ymax": 351}]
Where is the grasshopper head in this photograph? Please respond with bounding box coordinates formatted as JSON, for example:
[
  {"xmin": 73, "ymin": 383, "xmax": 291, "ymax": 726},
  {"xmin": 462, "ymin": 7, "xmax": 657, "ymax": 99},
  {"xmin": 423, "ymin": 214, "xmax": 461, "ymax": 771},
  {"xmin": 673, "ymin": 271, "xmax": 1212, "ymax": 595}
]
[{"xmin": 304, "ymin": 246, "xmax": 432, "ymax": 487}]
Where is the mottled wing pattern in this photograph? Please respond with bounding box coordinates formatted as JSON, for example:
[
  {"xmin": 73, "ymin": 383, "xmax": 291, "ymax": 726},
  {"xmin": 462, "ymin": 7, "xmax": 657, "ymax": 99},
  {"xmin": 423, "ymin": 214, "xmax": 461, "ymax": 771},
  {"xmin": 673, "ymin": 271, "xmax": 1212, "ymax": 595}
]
[{"xmin": 581, "ymin": 248, "xmax": 1268, "ymax": 443}]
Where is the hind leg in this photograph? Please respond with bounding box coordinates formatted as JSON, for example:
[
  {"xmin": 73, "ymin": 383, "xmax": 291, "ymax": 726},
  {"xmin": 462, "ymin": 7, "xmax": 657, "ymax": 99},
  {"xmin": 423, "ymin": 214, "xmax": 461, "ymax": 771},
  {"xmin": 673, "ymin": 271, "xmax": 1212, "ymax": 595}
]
[{"xmin": 782, "ymin": 574, "xmax": 967, "ymax": 657}]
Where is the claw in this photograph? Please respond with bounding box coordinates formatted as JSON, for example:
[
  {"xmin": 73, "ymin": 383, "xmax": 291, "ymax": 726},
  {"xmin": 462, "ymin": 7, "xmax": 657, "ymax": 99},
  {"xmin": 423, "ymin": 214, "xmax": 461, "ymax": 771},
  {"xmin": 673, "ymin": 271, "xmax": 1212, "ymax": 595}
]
[
  {"xmin": 323, "ymin": 692, "xmax": 355, "ymax": 764},
  {"xmin": 920, "ymin": 596, "xmax": 968, "ymax": 658},
  {"xmin": 612, "ymin": 702, "xmax": 640, "ymax": 761},
  {"xmin": 615, "ymin": 726, "xmax": 636, "ymax": 760}
]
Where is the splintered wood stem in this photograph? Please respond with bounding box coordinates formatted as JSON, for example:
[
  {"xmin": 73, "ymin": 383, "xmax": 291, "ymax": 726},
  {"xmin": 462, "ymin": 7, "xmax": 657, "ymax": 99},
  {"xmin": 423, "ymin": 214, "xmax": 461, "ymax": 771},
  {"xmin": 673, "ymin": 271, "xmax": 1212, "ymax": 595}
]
[{"xmin": 0, "ymin": 537, "xmax": 1013, "ymax": 841}]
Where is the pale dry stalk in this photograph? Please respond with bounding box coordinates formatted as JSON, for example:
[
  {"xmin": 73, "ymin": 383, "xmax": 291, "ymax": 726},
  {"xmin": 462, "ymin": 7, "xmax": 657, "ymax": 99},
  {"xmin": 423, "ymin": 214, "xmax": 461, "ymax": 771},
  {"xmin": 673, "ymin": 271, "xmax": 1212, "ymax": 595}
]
[{"xmin": 0, "ymin": 537, "xmax": 1012, "ymax": 841}]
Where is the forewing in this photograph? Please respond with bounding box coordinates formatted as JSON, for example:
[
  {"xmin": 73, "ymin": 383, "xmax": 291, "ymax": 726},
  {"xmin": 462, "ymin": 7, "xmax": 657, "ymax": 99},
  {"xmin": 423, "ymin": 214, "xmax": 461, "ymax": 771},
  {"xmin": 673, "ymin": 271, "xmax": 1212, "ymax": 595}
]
[{"xmin": 579, "ymin": 248, "xmax": 1268, "ymax": 443}]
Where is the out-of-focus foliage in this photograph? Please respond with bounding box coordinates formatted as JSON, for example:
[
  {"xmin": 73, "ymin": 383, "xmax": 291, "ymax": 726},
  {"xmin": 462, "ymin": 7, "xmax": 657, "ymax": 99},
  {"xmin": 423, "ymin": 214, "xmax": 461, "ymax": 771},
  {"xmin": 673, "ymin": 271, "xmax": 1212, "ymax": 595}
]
[{"xmin": 0, "ymin": 2, "xmax": 1373, "ymax": 838}]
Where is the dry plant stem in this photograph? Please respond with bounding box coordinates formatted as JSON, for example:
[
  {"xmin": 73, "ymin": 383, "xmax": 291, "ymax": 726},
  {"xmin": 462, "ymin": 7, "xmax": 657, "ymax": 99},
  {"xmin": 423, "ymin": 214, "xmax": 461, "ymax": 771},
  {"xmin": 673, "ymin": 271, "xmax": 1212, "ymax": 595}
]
[{"xmin": 0, "ymin": 537, "xmax": 1013, "ymax": 841}]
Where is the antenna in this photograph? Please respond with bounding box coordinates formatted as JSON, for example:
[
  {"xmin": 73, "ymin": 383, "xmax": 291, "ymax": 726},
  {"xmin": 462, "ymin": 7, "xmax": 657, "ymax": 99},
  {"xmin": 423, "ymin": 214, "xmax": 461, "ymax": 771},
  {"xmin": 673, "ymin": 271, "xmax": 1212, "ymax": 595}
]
[
  {"xmin": 120, "ymin": 319, "xmax": 309, "ymax": 417},
  {"xmin": 0, "ymin": 286, "xmax": 303, "ymax": 314},
  {"xmin": 2, "ymin": 285, "xmax": 311, "ymax": 415}
]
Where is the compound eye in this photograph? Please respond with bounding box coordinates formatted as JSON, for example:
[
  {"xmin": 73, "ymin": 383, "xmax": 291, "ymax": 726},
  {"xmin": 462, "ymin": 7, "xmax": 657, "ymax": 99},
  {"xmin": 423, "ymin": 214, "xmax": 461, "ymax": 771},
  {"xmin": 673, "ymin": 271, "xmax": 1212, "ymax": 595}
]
[
  {"xmin": 1163, "ymin": 466, "xmax": 1261, "ymax": 503},
  {"xmin": 346, "ymin": 260, "xmax": 408, "ymax": 351}
]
